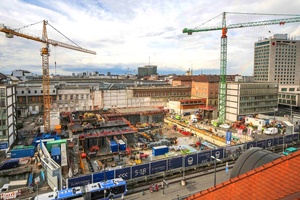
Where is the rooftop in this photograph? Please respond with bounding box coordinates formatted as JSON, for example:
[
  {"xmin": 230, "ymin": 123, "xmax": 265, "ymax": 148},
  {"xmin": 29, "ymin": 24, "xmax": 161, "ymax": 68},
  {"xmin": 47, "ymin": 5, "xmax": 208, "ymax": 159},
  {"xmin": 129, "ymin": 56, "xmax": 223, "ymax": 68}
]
[{"xmin": 186, "ymin": 150, "xmax": 300, "ymax": 200}]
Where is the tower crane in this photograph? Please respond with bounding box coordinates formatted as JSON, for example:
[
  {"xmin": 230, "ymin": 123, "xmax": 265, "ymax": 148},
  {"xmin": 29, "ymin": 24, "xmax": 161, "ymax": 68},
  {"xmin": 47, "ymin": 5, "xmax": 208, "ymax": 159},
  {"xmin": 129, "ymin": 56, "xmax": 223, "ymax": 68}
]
[
  {"xmin": 183, "ymin": 12, "xmax": 300, "ymax": 124},
  {"xmin": 0, "ymin": 20, "xmax": 96, "ymax": 132}
]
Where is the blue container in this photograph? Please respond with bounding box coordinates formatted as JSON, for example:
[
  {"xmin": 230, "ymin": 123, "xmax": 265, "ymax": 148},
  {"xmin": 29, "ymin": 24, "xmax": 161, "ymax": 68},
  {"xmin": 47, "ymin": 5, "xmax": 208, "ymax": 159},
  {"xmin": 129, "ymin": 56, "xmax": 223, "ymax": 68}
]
[
  {"xmin": 0, "ymin": 159, "xmax": 19, "ymax": 171},
  {"xmin": 265, "ymin": 119, "xmax": 270, "ymax": 125},
  {"xmin": 51, "ymin": 147, "xmax": 61, "ymax": 165},
  {"xmin": 118, "ymin": 140, "xmax": 126, "ymax": 151},
  {"xmin": 152, "ymin": 145, "xmax": 169, "ymax": 156},
  {"xmin": 11, "ymin": 147, "xmax": 35, "ymax": 158},
  {"xmin": 110, "ymin": 141, "xmax": 118, "ymax": 153}
]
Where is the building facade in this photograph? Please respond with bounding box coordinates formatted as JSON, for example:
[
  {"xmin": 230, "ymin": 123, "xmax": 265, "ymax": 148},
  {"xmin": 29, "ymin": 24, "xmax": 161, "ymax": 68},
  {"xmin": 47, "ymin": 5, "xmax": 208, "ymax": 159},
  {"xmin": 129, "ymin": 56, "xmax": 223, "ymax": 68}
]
[
  {"xmin": 0, "ymin": 75, "xmax": 17, "ymax": 149},
  {"xmin": 137, "ymin": 65, "xmax": 157, "ymax": 78},
  {"xmin": 253, "ymin": 34, "xmax": 300, "ymax": 84},
  {"xmin": 226, "ymin": 80, "xmax": 278, "ymax": 122},
  {"xmin": 278, "ymin": 84, "xmax": 300, "ymax": 109},
  {"xmin": 16, "ymin": 83, "xmax": 56, "ymax": 117},
  {"xmin": 168, "ymin": 99, "xmax": 206, "ymax": 115}
]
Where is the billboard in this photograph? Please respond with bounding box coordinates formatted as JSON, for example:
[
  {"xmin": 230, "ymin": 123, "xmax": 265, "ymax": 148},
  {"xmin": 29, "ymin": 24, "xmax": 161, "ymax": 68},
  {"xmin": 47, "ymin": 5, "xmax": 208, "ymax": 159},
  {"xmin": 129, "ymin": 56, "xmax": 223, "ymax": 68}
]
[
  {"xmin": 68, "ymin": 175, "xmax": 92, "ymax": 188},
  {"xmin": 93, "ymin": 170, "xmax": 114, "ymax": 183},
  {"xmin": 132, "ymin": 164, "xmax": 150, "ymax": 179},
  {"xmin": 197, "ymin": 151, "xmax": 211, "ymax": 164},
  {"xmin": 212, "ymin": 148, "xmax": 224, "ymax": 160},
  {"xmin": 115, "ymin": 167, "xmax": 131, "ymax": 180},
  {"xmin": 256, "ymin": 140, "xmax": 266, "ymax": 149},
  {"xmin": 167, "ymin": 156, "xmax": 182, "ymax": 170},
  {"xmin": 184, "ymin": 153, "xmax": 197, "ymax": 167},
  {"xmin": 150, "ymin": 160, "xmax": 167, "ymax": 174},
  {"xmin": 246, "ymin": 141, "xmax": 257, "ymax": 149}
]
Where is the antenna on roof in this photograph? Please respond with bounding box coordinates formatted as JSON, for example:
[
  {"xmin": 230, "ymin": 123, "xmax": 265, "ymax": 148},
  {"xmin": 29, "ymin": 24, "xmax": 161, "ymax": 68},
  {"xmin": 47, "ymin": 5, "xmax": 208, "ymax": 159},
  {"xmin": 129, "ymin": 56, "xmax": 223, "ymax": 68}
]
[{"xmin": 149, "ymin": 56, "xmax": 150, "ymax": 65}]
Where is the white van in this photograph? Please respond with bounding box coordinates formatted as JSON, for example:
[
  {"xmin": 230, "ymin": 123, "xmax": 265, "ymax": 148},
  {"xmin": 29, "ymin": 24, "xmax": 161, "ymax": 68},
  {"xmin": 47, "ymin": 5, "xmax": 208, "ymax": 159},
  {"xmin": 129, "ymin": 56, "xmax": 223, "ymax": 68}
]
[
  {"xmin": 0, "ymin": 180, "xmax": 27, "ymax": 192},
  {"xmin": 263, "ymin": 127, "xmax": 278, "ymax": 135}
]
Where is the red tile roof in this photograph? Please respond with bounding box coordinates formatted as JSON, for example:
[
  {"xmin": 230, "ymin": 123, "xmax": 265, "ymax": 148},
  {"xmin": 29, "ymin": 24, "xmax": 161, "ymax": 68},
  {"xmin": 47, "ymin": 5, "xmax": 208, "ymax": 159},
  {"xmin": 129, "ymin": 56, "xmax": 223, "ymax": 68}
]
[{"xmin": 186, "ymin": 150, "xmax": 300, "ymax": 200}]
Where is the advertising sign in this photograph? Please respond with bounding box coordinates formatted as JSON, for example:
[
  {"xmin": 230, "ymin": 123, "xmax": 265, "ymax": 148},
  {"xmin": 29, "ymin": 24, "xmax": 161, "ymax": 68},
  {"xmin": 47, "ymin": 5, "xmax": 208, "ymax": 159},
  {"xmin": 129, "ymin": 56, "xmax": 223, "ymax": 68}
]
[
  {"xmin": 265, "ymin": 139, "xmax": 274, "ymax": 148},
  {"xmin": 226, "ymin": 131, "xmax": 232, "ymax": 144},
  {"xmin": 246, "ymin": 141, "xmax": 257, "ymax": 149},
  {"xmin": 256, "ymin": 140, "xmax": 266, "ymax": 149},
  {"xmin": 132, "ymin": 164, "xmax": 149, "ymax": 179},
  {"xmin": 115, "ymin": 167, "xmax": 131, "ymax": 180},
  {"xmin": 168, "ymin": 156, "xmax": 182, "ymax": 170},
  {"xmin": 93, "ymin": 170, "xmax": 114, "ymax": 183},
  {"xmin": 285, "ymin": 135, "xmax": 294, "ymax": 144},
  {"xmin": 197, "ymin": 151, "xmax": 211, "ymax": 164},
  {"xmin": 150, "ymin": 160, "xmax": 167, "ymax": 174},
  {"xmin": 278, "ymin": 136, "xmax": 284, "ymax": 145},
  {"xmin": 212, "ymin": 148, "xmax": 224, "ymax": 160},
  {"xmin": 184, "ymin": 153, "xmax": 197, "ymax": 167},
  {"xmin": 68, "ymin": 175, "xmax": 92, "ymax": 188}
]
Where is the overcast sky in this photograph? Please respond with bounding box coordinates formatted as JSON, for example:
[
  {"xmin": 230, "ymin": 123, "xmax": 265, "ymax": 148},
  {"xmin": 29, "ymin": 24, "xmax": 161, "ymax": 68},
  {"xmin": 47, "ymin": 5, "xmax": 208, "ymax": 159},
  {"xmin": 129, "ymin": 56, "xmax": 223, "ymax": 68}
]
[{"xmin": 0, "ymin": 0, "xmax": 300, "ymax": 76}]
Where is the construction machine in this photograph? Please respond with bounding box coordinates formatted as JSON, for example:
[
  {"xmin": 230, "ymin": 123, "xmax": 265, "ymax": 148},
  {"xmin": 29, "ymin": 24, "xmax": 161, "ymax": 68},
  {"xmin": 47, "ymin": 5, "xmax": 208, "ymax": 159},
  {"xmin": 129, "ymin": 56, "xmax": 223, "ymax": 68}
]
[{"xmin": 0, "ymin": 20, "xmax": 96, "ymax": 132}]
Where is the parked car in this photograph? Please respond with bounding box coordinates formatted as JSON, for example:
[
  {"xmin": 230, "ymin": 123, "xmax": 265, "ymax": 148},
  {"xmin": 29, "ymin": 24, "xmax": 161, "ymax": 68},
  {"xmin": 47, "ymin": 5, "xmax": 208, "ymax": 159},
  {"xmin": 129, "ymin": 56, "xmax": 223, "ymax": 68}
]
[
  {"xmin": 219, "ymin": 124, "xmax": 231, "ymax": 129},
  {"xmin": 263, "ymin": 127, "xmax": 278, "ymax": 135},
  {"xmin": 283, "ymin": 147, "xmax": 298, "ymax": 156}
]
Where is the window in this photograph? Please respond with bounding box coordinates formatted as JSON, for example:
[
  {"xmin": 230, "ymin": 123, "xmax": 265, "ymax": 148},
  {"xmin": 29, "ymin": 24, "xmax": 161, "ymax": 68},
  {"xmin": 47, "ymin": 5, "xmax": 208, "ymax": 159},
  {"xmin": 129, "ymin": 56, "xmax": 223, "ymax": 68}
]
[
  {"xmin": 281, "ymin": 88, "xmax": 287, "ymax": 91},
  {"xmin": 289, "ymin": 88, "xmax": 295, "ymax": 91}
]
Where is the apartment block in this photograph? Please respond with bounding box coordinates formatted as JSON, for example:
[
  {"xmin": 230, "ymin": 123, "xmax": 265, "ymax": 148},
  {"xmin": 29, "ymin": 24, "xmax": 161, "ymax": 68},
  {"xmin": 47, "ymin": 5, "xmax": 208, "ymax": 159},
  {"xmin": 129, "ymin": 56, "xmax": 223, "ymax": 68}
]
[
  {"xmin": 226, "ymin": 79, "xmax": 278, "ymax": 122},
  {"xmin": 0, "ymin": 74, "xmax": 17, "ymax": 149},
  {"xmin": 253, "ymin": 34, "xmax": 300, "ymax": 84}
]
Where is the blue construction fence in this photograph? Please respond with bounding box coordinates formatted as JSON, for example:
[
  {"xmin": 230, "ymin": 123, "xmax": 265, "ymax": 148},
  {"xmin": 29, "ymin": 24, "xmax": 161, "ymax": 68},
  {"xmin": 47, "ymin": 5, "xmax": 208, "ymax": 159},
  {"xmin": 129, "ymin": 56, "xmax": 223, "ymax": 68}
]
[{"xmin": 67, "ymin": 133, "xmax": 299, "ymax": 188}]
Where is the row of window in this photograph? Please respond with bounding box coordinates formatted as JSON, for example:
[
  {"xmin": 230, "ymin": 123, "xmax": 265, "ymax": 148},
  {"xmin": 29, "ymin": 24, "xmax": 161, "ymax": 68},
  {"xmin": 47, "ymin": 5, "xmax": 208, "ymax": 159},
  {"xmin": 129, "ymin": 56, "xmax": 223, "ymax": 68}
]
[
  {"xmin": 278, "ymin": 99, "xmax": 296, "ymax": 105},
  {"xmin": 58, "ymin": 94, "xmax": 90, "ymax": 100},
  {"xmin": 281, "ymin": 88, "xmax": 298, "ymax": 92},
  {"xmin": 275, "ymin": 67, "xmax": 296, "ymax": 70},
  {"xmin": 278, "ymin": 94, "xmax": 296, "ymax": 99},
  {"xmin": 19, "ymin": 90, "xmax": 56, "ymax": 94},
  {"xmin": 133, "ymin": 92, "xmax": 190, "ymax": 97}
]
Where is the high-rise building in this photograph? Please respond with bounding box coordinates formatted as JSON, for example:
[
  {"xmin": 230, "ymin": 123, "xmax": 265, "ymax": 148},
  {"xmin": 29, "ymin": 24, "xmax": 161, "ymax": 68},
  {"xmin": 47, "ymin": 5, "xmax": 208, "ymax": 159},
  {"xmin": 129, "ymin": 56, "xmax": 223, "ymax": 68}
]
[
  {"xmin": 0, "ymin": 74, "xmax": 17, "ymax": 149},
  {"xmin": 138, "ymin": 65, "xmax": 157, "ymax": 78},
  {"xmin": 253, "ymin": 34, "xmax": 300, "ymax": 84}
]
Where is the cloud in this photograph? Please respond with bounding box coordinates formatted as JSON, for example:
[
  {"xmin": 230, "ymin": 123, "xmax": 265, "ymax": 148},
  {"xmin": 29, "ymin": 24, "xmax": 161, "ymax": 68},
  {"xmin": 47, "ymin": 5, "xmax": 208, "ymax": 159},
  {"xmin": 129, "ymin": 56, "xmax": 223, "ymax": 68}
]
[{"xmin": 0, "ymin": 0, "xmax": 300, "ymax": 76}]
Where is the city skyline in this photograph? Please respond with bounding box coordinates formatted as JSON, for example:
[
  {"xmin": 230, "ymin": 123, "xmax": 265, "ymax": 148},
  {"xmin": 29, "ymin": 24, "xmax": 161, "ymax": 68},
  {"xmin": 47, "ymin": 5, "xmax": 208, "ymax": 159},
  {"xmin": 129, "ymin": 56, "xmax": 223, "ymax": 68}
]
[{"xmin": 0, "ymin": 0, "xmax": 300, "ymax": 76}]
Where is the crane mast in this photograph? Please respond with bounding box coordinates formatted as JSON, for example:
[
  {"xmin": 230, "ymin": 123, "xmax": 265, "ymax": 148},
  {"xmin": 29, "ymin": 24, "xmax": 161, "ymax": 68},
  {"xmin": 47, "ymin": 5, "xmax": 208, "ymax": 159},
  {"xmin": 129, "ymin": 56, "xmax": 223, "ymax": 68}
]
[
  {"xmin": 183, "ymin": 13, "xmax": 300, "ymax": 124},
  {"xmin": 0, "ymin": 20, "xmax": 96, "ymax": 132}
]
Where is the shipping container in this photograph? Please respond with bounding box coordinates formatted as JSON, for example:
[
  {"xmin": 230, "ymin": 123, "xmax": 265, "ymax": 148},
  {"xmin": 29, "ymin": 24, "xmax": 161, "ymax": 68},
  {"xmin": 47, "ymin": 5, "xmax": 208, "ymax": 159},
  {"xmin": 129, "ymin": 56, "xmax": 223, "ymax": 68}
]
[
  {"xmin": 11, "ymin": 146, "xmax": 35, "ymax": 158},
  {"xmin": 61, "ymin": 143, "xmax": 68, "ymax": 167},
  {"xmin": 51, "ymin": 147, "xmax": 61, "ymax": 165},
  {"xmin": 110, "ymin": 140, "xmax": 119, "ymax": 153},
  {"xmin": 0, "ymin": 159, "xmax": 19, "ymax": 171},
  {"xmin": 152, "ymin": 145, "xmax": 169, "ymax": 156},
  {"xmin": 46, "ymin": 139, "xmax": 67, "ymax": 152},
  {"xmin": 118, "ymin": 140, "xmax": 126, "ymax": 151}
]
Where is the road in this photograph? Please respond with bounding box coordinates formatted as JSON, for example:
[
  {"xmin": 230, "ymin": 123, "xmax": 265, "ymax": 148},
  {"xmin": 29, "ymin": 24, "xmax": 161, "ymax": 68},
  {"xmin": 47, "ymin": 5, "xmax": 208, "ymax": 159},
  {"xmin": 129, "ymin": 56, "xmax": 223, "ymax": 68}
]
[{"xmin": 123, "ymin": 168, "xmax": 232, "ymax": 200}]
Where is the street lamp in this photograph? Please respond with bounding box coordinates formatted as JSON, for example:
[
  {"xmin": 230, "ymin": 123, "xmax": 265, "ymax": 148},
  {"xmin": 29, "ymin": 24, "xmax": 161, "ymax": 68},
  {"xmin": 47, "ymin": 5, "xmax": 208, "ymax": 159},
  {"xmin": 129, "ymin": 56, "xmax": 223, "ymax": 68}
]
[{"xmin": 211, "ymin": 156, "xmax": 221, "ymax": 187}]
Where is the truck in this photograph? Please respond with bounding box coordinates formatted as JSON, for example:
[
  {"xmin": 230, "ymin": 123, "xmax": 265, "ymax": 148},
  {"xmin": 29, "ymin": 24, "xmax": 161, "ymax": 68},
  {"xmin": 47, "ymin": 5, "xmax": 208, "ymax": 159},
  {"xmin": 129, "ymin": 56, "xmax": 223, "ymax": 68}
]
[
  {"xmin": 263, "ymin": 127, "xmax": 278, "ymax": 135},
  {"xmin": 283, "ymin": 121, "xmax": 294, "ymax": 134},
  {"xmin": 0, "ymin": 180, "xmax": 27, "ymax": 192},
  {"xmin": 190, "ymin": 115, "xmax": 198, "ymax": 123},
  {"xmin": 245, "ymin": 117, "xmax": 266, "ymax": 127},
  {"xmin": 0, "ymin": 159, "xmax": 19, "ymax": 171}
]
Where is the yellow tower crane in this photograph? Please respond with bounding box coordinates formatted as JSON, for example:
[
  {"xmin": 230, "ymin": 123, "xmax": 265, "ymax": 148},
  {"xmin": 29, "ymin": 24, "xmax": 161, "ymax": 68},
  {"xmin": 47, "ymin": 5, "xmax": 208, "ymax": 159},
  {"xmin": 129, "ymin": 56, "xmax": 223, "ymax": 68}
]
[
  {"xmin": 0, "ymin": 20, "xmax": 96, "ymax": 132},
  {"xmin": 183, "ymin": 12, "xmax": 300, "ymax": 124}
]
